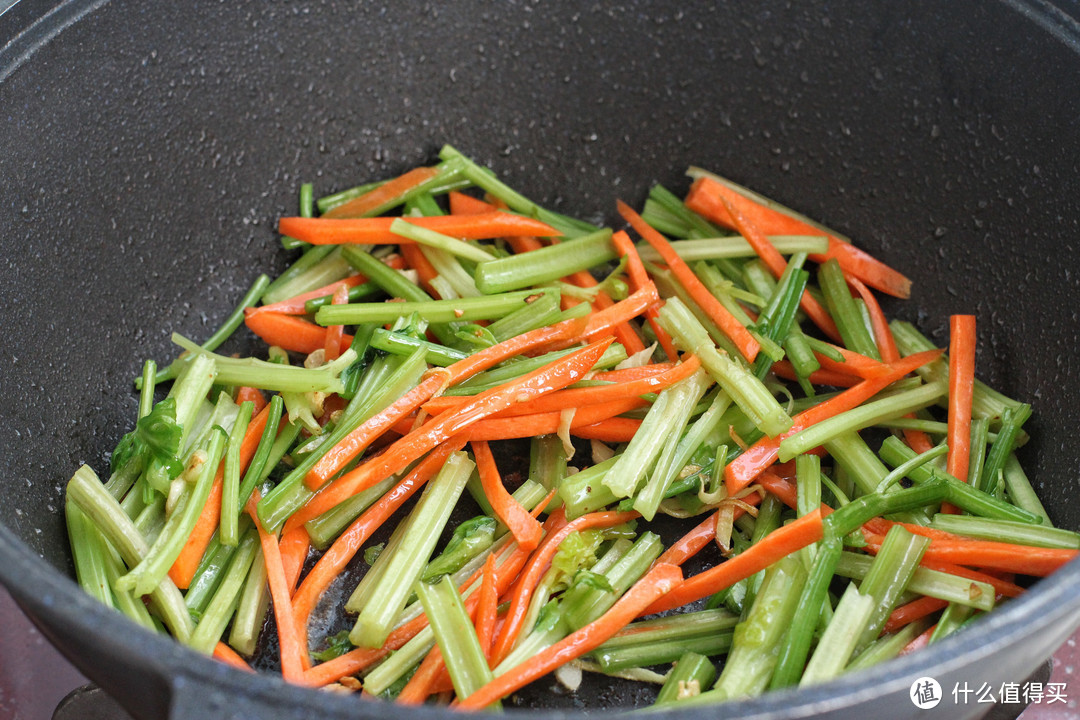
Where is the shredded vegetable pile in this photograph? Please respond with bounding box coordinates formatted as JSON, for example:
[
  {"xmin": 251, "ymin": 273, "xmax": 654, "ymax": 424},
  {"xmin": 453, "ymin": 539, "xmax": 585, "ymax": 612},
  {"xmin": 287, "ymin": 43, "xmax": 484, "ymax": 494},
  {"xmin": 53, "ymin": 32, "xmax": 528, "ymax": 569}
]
[{"xmin": 64, "ymin": 144, "xmax": 1079, "ymax": 708}]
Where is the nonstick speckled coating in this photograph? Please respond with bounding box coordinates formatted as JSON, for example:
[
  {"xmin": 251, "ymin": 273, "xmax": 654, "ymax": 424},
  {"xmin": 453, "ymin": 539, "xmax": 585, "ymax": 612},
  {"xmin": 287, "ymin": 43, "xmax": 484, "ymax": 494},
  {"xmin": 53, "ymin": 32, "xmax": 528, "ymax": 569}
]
[{"xmin": 2, "ymin": 1, "xmax": 1080, "ymax": 718}]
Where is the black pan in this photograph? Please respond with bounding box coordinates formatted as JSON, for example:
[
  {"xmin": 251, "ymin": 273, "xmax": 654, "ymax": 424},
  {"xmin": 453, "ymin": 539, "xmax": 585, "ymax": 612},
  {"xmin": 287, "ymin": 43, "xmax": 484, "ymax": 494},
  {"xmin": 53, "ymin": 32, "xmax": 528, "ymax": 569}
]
[{"xmin": 3, "ymin": 1, "xmax": 1080, "ymax": 718}]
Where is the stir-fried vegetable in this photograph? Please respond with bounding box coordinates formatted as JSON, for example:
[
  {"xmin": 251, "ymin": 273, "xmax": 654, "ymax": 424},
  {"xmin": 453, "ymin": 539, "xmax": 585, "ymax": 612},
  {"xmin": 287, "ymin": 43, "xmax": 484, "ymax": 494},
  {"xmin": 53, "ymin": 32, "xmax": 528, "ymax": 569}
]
[{"xmin": 63, "ymin": 146, "xmax": 1070, "ymax": 709}]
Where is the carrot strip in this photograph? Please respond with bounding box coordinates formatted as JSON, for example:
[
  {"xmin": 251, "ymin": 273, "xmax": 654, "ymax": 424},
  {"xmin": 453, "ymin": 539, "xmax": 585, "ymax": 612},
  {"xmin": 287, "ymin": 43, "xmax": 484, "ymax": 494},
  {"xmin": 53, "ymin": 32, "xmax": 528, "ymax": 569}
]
[
  {"xmin": 643, "ymin": 509, "xmax": 825, "ymax": 615},
  {"xmin": 322, "ymin": 166, "xmax": 440, "ymax": 219},
  {"xmin": 168, "ymin": 404, "xmax": 272, "ymax": 589},
  {"xmin": 247, "ymin": 275, "xmax": 366, "ymax": 318},
  {"xmin": 490, "ymin": 508, "xmax": 640, "ymax": 665},
  {"xmin": 244, "ymin": 311, "xmax": 353, "ymax": 356},
  {"xmin": 398, "ymin": 243, "xmax": 440, "ymax": 296},
  {"xmin": 884, "ymin": 596, "xmax": 948, "ymax": 634},
  {"xmin": 423, "ymin": 355, "xmax": 700, "ymax": 417},
  {"xmin": 460, "ymin": 397, "xmax": 647, "ymax": 442},
  {"xmin": 292, "ymin": 339, "xmax": 613, "ymax": 528},
  {"xmin": 538, "ymin": 283, "xmax": 661, "ymax": 355},
  {"xmin": 683, "ymin": 176, "xmax": 912, "ymax": 299},
  {"xmin": 449, "ymin": 190, "xmax": 498, "ymax": 216},
  {"xmin": 304, "ymin": 315, "xmax": 588, "ymax": 490},
  {"xmin": 617, "ymin": 200, "xmax": 760, "ymax": 362},
  {"xmin": 475, "ymin": 554, "xmax": 500, "ymax": 661},
  {"xmin": 848, "ymin": 276, "xmax": 899, "ymax": 363},
  {"xmin": 815, "ymin": 342, "xmax": 889, "ymax": 380},
  {"xmin": 560, "ymin": 259, "xmax": 647, "ymax": 355},
  {"xmin": 246, "ymin": 491, "xmax": 306, "ymax": 681},
  {"xmin": 278, "ymin": 526, "xmax": 310, "ymax": 596},
  {"xmin": 769, "ymin": 361, "xmax": 863, "ymax": 388},
  {"xmin": 567, "ymin": 417, "xmax": 642, "ymax": 443},
  {"xmin": 862, "ymin": 533, "xmax": 1077, "ymax": 577},
  {"xmin": 947, "ymin": 314, "xmax": 977, "ymax": 483},
  {"xmin": 657, "ymin": 513, "xmax": 719, "ymax": 567},
  {"xmin": 506, "ymin": 235, "xmax": 546, "ymax": 254},
  {"xmin": 899, "ymin": 624, "xmax": 938, "ymax": 656},
  {"xmin": 725, "ymin": 349, "xmax": 943, "ymax": 492},
  {"xmin": 213, "ymin": 642, "xmax": 255, "ymax": 672},
  {"xmin": 397, "ymin": 644, "xmax": 447, "ymax": 704},
  {"xmin": 473, "ymin": 441, "xmax": 544, "ymax": 551},
  {"xmin": 323, "ymin": 284, "xmax": 350, "ymax": 361},
  {"xmin": 278, "ymin": 213, "xmax": 559, "ymax": 245},
  {"xmin": 291, "ymin": 437, "xmax": 469, "ymax": 657},
  {"xmin": 235, "ymin": 386, "xmax": 267, "ymax": 414},
  {"xmin": 611, "ymin": 229, "xmax": 679, "ymax": 361},
  {"xmin": 700, "ymin": 184, "xmax": 843, "ymax": 341},
  {"xmin": 458, "ymin": 563, "xmax": 683, "ymax": 709}
]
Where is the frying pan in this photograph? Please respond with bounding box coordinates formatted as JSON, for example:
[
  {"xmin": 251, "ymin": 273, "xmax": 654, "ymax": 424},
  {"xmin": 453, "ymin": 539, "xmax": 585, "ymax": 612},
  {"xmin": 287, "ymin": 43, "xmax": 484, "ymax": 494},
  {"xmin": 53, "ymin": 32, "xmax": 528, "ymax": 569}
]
[{"xmin": 2, "ymin": 0, "xmax": 1080, "ymax": 718}]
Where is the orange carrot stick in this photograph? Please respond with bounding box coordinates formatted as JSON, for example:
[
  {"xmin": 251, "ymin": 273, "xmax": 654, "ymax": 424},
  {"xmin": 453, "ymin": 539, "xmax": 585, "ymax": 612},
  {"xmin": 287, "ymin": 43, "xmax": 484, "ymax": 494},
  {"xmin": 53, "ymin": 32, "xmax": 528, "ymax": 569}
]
[
  {"xmin": 458, "ymin": 563, "xmax": 683, "ymax": 709},
  {"xmin": 234, "ymin": 386, "xmax": 267, "ymax": 414},
  {"xmin": 244, "ymin": 311, "xmax": 353, "ymax": 356},
  {"xmin": 473, "ymin": 440, "xmax": 544, "ymax": 551},
  {"xmin": 617, "ymin": 200, "xmax": 760, "ymax": 362},
  {"xmin": 490, "ymin": 508, "xmax": 640, "ymax": 665},
  {"xmin": 643, "ymin": 509, "xmax": 824, "ymax": 615},
  {"xmin": 475, "ymin": 554, "xmax": 500, "ymax": 661},
  {"xmin": 725, "ymin": 349, "xmax": 943, "ymax": 492},
  {"xmin": 246, "ymin": 275, "xmax": 367, "ymax": 317},
  {"xmin": 398, "ymin": 243, "xmax": 440, "ymax": 296},
  {"xmin": 168, "ymin": 404, "xmax": 272, "ymax": 588},
  {"xmin": 683, "ymin": 176, "xmax": 912, "ymax": 299},
  {"xmin": 322, "ymin": 166, "xmax": 440, "ymax": 219},
  {"xmin": 422, "ymin": 355, "xmax": 700, "ymax": 417},
  {"xmin": 947, "ymin": 314, "xmax": 977, "ymax": 483},
  {"xmin": 460, "ymin": 397, "xmax": 647, "ymax": 442},
  {"xmin": 862, "ymin": 534, "xmax": 1077, "ymax": 577},
  {"xmin": 213, "ymin": 642, "xmax": 255, "ymax": 672},
  {"xmin": 884, "ymin": 596, "xmax": 948, "ymax": 634},
  {"xmin": 278, "ymin": 525, "xmax": 310, "ymax": 596},
  {"xmin": 303, "ymin": 315, "xmax": 589, "ymax": 490},
  {"xmin": 278, "ymin": 213, "xmax": 560, "ymax": 245},
  {"xmin": 322, "ymin": 283, "xmax": 349, "ymax": 361},
  {"xmin": 449, "ymin": 190, "xmax": 498, "ymax": 216},
  {"xmin": 397, "ymin": 644, "xmax": 447, "ymax": 704},
  {"xmin": 567, "ymin": 417, "xmax": 642, "ymax": 443},
  {"xmin": 560, "ymin": 262, "xmax": 647, "ymax": 355},
  {"xmin": 847, "ymin": 276, "xmax": 899, "ymax": 363},
  {"xmin": 694, "ymin": 186, "xmax": 841, "ymax": 341},
  {"xmin": 292, "ymin": 338, "xmax": 613, "ymax": 528},
  {"xmin": 899, "ymin": 624, "xmax": 937, "ymax": 656},
  {"xmin": 611, "ymin": 229, "xmax": 679, "ymax": 361},
  {"xmin": 769, "ymin": 361, "xmax": 863, "ymax": 388},
  {"xmin": 246, "ymin": 491, "xmax": 305, "ymax": 681},
  {"xmin": 538, "ymin": 283, "xmax": 661, "ymax": 354}
]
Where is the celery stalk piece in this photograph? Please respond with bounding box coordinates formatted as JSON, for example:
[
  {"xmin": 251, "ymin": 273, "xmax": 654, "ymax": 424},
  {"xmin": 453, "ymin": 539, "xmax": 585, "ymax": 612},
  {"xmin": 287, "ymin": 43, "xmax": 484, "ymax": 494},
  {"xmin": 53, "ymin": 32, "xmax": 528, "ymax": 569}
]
[
  {"xmin": 65, "ymin": 465, "xmax": 194, "ymax": 642},
  {"xmin": 634, "ymin": 382, "xmax": 728, "ymax": 521},
  {"xmin": 929, "ymin": 602, "xmax": 977, "ymax": 644},
  {"xmin": 658, "ymin": 297, "xmax": 793, "ymax": 438},
  {"xmin": 562, "ymin": 532, "xmax": 664, "ymax": 630},
  {"xmin": 847, "ymin": 619, "xmax": 932, "ymax": 672},
  {"xmin": 348, "ymin": 452, "xmax": 474, "ymax": 649},
  {"xmin": 877, "ymin": 436, "xmax": 1041, "ymax": 524},
  {"xmin": 389, "ymin": 217, "xmax": 495, "ymax": 263},
  {"xmin": 415, "ymin": 575, "xmax": 499, "ymax": 706},
  {"xmin": 796, "ymin": 453, "xmax": 822, "ymax": 520},
  {"xmin": 116, "ymin": 427, "xmax": 227, "ymax": 598},
  {"xmin": 602, "ymin": 370, "xmax": 709, "ymax": 500},
  {"xmin": 559, "ymin": 456, "xmax": 621, "ymax": 519},
  {"xmin": 184, "ymin": 529, "xmax": 237, "ymax": 617},
  {"xmin": 229, "ymin": 545, "xmax": 270, "ymax": 656},
  {"xmin": 188, "ymin": 527, "xmax": 260, "ymax": 654},
  {"xmin": 261, "ymin": 245, "xmax": 335, "ymax": 304},
  {"xmin": 976, "ymin": 403, "xmax": 1032, "ymax": 495},
  {"xmin": 592, "ymin": 608, "xmax": 739, "ymax": 673},
  {"xmin": 419, "ymin": 244, "xmax": 482, "ymax": 298},
  {"xmin": 799, "ymin": 584, "xmax": 876, "ymax": 686},
  {"xmin": 708, "ymin": 555, "xmax": 807, "ymax": 700},
  {"xmin": 66, "ymin": 501, "xmax": 116, "ymax": 608},
  {"xmin": 487, "ymin": 290, "xmax": 564, "ymax": 343},
  {"xmin": 369, "ymin": 328, "xmax": 468, "ymax": 366},
  {"xmin": 636, "ymin": 236, "xmax": 829, "ymax": 264},
  {"xmin": 473, "ymin": 229, "xmax": 615, "ymax": 294},
  {"xmin": 655, "ymin": 653, "xmax": 718, "ymax": 706},
  {"xmin": 219, "ymin": 400, "xmax": 254, "ymax": 547},
  {"xmin": 493, "ymin": 601, "xmax": 569, "ymax": 677},
  {"xmin": 834, "ymin": 551, "xmax": 995, "ymax": 611},
  {"xmin": 171, "ymin": 334, "xmax": 355, "ymax": 395},
  {"xmin": 853, "ymin": 526, "xmax": 930, "ymax": 653},
  {"xmin": 929, "ymin": 513, "xmax": 1080, "ymax": 549},
  {"xmin": 818, "ymin": 258, "xmax": 880, "ymax": 359},
  {"xmin": 1002, "ymin": 453, "xmax": 1053, "ymax": 526},
  {"xmin": 315, "ymin": 289, "xmax": 545, "ymax": 326},
  {"xmin": 778, "ymin": 378, "xmax": 948, "ymax": 462}
]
